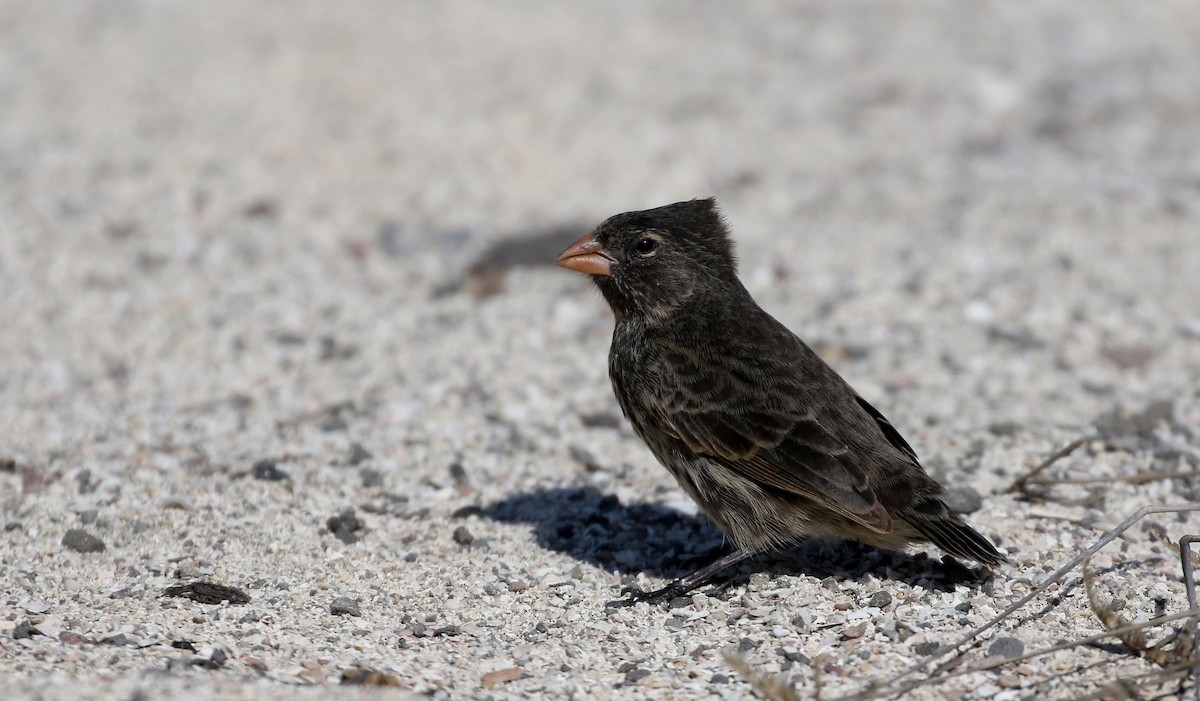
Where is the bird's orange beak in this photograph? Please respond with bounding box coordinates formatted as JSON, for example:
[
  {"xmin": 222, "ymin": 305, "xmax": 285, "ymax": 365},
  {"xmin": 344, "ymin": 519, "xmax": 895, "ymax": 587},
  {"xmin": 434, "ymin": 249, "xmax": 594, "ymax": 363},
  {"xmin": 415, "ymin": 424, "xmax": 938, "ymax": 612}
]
[{"xmin": 556, "ymin": 231, "xmax": 616, "ymax": 277}]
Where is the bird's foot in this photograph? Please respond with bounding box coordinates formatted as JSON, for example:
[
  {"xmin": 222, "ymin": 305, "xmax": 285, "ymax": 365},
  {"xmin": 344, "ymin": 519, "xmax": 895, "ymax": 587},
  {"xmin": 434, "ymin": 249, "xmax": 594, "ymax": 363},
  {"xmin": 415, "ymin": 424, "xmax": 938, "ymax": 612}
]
[
  {"xmin": 605, "ymin": 581, "xmax": 688, "ymax": 608},
  {"xmin": 604, "ymin": 548, "xmax": 759, "ymax": 607}
]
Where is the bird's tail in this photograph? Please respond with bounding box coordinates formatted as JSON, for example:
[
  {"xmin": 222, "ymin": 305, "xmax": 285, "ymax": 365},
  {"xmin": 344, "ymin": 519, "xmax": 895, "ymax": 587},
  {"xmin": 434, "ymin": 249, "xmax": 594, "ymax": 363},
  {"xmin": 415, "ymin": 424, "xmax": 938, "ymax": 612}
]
[{"xmin": 905, "ymin": 509, "xmax": 1006, "ymax": 567}]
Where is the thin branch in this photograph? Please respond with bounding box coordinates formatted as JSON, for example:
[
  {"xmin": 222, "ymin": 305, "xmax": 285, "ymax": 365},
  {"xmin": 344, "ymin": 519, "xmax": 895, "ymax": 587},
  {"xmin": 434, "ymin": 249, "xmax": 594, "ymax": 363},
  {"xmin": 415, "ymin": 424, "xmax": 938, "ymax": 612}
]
[
  {"xmin": 1008, "ymin": 435, "xmax": 1089, "ymax": 495},
  {"xmin": 724, "ymin": 649, "xmax": 804, "ymax": 701},
  {"xmin": 835, "ymin": 503, "xmax": 1200, "ymax": 701},
  {"xmin": 838, "ymin": 608, "xmax": 1200, "ymax": 701},
  {"xmin": 1063, "ymin": 662, "xmax": 1196, "ymax": 701},
  {"xmin": 1027, "ymin": 469, "xmax": 1200, "ymax": 487}
]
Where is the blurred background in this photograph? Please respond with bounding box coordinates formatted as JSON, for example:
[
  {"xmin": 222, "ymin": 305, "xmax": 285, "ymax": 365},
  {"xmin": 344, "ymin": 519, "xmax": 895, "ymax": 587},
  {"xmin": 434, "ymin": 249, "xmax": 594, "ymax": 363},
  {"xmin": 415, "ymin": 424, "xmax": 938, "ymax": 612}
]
[
  {"xmin": 3, "ymin": 1, "xmax": 1198, "ymax": 452},
  {"xmin": 3, "ymin": 0, "xmax": 1200, "ymax": 487},
  {"xmin": 2, "ymin": 0, "xmax": 1199, "ymax": 487}
]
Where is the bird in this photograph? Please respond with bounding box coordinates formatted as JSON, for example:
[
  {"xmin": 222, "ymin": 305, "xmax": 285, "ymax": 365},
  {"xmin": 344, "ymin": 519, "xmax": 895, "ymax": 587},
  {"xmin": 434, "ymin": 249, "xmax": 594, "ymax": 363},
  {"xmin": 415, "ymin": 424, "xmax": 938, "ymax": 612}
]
[{"xmin": 555, "ymin": 198, "xmax": 1004, "ymax": 604}]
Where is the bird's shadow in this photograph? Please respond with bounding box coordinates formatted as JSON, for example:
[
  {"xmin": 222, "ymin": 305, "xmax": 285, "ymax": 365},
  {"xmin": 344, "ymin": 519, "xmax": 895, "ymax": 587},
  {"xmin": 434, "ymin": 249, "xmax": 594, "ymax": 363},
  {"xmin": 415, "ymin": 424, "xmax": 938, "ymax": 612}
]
[{"xmin": 482, "ymin": 486, "xmax": 990, "ymax": 593}]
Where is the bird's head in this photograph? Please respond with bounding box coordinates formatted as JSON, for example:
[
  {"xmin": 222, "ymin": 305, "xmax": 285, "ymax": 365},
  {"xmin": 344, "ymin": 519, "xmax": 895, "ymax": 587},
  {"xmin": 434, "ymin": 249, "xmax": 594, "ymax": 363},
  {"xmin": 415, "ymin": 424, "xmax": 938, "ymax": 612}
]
[{"xmin": 556, "ymin": 198, "xmax": 737, "ymax": 319}]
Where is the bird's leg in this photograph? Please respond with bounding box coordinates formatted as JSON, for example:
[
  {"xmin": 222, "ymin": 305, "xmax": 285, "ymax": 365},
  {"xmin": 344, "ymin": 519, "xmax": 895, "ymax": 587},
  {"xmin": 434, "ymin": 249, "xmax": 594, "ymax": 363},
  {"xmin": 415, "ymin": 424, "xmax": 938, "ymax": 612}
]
[{"xmin": 607, "ymin": 548, "xmax": 758, "ymax": 607}]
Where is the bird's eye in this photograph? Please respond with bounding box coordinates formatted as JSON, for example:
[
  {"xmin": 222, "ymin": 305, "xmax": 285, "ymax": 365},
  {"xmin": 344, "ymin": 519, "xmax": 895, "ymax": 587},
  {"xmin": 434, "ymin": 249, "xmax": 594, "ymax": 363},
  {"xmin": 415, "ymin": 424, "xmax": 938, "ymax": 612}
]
[{"xmin": 634, "ymin": 237, "xmax": 659, "ymax": 256}]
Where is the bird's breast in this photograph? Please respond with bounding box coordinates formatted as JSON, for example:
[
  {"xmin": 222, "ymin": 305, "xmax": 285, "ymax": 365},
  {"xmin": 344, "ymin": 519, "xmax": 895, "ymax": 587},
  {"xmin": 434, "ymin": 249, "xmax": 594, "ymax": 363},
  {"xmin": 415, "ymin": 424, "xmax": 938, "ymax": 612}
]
[{"xmin": 607, "ymin": 323, "xmax": 666, "ymax": 435}]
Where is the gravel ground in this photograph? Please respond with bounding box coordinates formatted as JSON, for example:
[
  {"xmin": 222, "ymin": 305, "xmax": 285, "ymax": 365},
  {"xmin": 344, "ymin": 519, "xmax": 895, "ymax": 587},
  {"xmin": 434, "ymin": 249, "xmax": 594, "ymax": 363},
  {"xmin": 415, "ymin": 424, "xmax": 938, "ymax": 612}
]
[{"xmin": 3, "ymin": 2, "xmax": 1200, "ymax": 699}]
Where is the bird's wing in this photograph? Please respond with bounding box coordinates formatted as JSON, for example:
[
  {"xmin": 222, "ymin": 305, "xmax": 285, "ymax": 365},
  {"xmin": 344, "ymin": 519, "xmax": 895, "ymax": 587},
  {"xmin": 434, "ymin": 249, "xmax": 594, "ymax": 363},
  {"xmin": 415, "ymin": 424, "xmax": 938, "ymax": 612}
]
[
  {"xmin": 853, "ymin": 393, "xmax": 920, "ymax": 464},
  {"xmin": 649, "ymin": 346, "xmax": 893, "ymax": 534}
]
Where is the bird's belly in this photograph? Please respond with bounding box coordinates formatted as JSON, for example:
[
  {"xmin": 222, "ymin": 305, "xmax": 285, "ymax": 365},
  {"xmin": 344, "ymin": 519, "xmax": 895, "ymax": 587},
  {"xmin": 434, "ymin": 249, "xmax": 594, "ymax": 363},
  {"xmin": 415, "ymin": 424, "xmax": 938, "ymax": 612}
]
[{"xmin": 638, "ymin": 442, "xmax": 913, "ymax": 554}]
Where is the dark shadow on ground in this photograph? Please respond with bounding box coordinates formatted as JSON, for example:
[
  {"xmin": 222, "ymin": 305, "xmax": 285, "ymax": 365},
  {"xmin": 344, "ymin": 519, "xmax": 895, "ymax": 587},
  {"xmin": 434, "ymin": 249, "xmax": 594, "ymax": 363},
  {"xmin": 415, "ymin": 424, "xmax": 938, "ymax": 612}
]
[{"xmin": 482, "ymin": 486, "xmax": 991, "ymax": 593}]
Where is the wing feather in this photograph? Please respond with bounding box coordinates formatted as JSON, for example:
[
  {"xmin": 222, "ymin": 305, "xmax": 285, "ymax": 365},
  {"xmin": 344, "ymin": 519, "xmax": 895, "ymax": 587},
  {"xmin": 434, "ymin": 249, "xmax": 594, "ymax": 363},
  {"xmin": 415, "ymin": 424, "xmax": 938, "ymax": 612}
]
[{"xmin": 651, "ymin": 344, "xmax": 894, "ymax": 534}]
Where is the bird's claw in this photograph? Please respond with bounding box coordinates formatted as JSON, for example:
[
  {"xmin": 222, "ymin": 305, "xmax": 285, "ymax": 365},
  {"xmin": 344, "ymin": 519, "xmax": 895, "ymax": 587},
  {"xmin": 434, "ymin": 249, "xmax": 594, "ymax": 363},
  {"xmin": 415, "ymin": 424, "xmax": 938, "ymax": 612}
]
[{"xmin": 605, "ymin": 582, "xmax": 685, "ymax": 608}]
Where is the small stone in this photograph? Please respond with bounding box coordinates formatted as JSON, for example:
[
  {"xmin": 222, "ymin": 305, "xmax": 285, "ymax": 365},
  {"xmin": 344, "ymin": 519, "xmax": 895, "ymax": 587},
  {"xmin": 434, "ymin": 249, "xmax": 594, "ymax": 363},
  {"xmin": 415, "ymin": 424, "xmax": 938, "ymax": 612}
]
[
  {"xmin": 842, "ymin": 623, "xmax": 867, "ymax": 639},
  {"xmin": 738, "ymin": 637, "xmax": 760, "ymax": 652},
  {"xmin": 869, "ymin": 591, "xmax": 892, "ymax": 608},
  {"xmin": 1100, "ymin": 344, "xmax": 1157, "ymax": 371},
  {"xmin": 432, "ymin": 625, "xmax": 461, "ymax": 637},
  {"xmin": 581, "ymin": 412, "xmax": 622, "ymax": 429},
  {"xmin": 820, "ymin": 577, "xmax": 840, "ymax": 592},
  {"xmin": 790, "ymin": 614, "xmax": 807, "ymax": 630},
  {"xmin": 59, "ymin": 631, "xmax": 87, "ymax": 645},
  {"xmin": 778, "ymin": 647, "xmax": 809, "ymax": 664},
  {"xmin": 624, "ymin": 668, "xmax": 651, "ymax": 683},
  {"xmin": 1097, "ymin": 399, "xmax": 1175, "ymax": 437},
  {"xmin": 75, "ymin": 469, "xmax": 95, "ymax": 494},
  {"xmin": 24, "ymin": 601, "xmax": 51, "ymax": 614},
  {"xmin": 62, "ymin": 529, "xmax": 106, "ymax": 553},
  {"xmin": 100, "ymin": 633, "xmax": 131, "ymax": 646},
  {"xmin": 377, "ymin": 220, "xmax": 408, "ymax": 258},
  {"xmin": 711, "ymin": 673, "xmax": 729, "ymax": 684},
  {"xmin": 913, "ymin": 641, "xmax": 941, "ymax": 655},
  {"xmin": 943, "ymin": 487, "xmax": 984, "ymax": 515},
  {"xmin": 163, "ymin": 582, "xmax": 251, "ymax": 605},
  {"xmin": 330, "ymin": 597, "xmax": 361, "ymax": 617},
  {"xmin": 193, "ymin": 647, "xmax": 228, "ymax": 670},
  {"xmin": 347, "ymin": 443, "xmax": 372, "ymax": 466},
  {"xmin": 35, "ymin": 618, "xmax": 64, "ymax": 639},
  {"xmin": 664, "ymin": 617, "xmax": 687, "ymax": 631},
  {"xmin": 326, "ymin": 508, "xmax": 364, "ymax": 545},
  {"xmin": 4, "ymin": 522, "xmax": 20, "ymax": 531},
  {"xmin": 78, "ymin": 509, "xmax": 99, "ymax": 524},
  {"xmin": 452, "ymin": 526, "xmax": 474, "ymax": 546},
  {"xmin": 319, "ymin": 414, "xmax": 348, "ymax": 432},
  {"xmin": 359, "ymin": 468, "xmax": 384, "ymax": 488},
  {"xmin": 251, "ymin": 459, "xmax": 289, "ymax": 481},
  {"xmin": 449, "ymin": 462, "xmax": 469, "ymax": 486},
  {"xmin": 507, "ymin": 580, "xmax": 528, "ymax": 593},
  {"xmin": 987, "ymin": 636, "xmax": 1024, "ymax": 658}
]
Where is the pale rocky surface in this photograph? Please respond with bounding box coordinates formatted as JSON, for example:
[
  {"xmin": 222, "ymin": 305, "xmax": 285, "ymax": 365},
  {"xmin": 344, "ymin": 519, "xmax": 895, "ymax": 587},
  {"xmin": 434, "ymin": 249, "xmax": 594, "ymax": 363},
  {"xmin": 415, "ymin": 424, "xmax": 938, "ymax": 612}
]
[{"xmin": 2, "ymin": 1, "xmax": 1200, "ymax": 699}]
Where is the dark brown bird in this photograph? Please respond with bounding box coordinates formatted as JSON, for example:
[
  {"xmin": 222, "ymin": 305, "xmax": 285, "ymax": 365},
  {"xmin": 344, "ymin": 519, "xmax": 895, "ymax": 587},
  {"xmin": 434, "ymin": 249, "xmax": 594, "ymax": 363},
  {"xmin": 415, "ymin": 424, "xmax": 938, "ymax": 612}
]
[{"xmin": 556, "ymin": 198, "xmax": 1003, "ymax": 603}]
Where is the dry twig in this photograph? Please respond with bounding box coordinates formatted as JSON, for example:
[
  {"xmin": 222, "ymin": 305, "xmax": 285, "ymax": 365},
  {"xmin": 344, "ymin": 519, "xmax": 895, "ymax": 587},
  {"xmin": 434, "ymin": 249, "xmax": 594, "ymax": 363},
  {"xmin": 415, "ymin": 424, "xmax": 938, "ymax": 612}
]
[
  {"xmin": 724, "ymin": 649, "xmax": 804, "ymax": 701},
  {"xmin": 1145, "ymin": 524, "xmax": 1200, "ymax": 566},
  {"xmin": 836, "ymin": 503, "xmax": 1200, "ymax": 700},
  {"xmin": 1083, "ymin": 556, "xmax": 1191, "ymax": 669},
  {"xmin": 1028, "ymin": 469, "xmax": 1200, "ymax": 488},
  {"xmin": 1008, "ymin": 435, "xmax": 1089, "ymax": 497}
]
